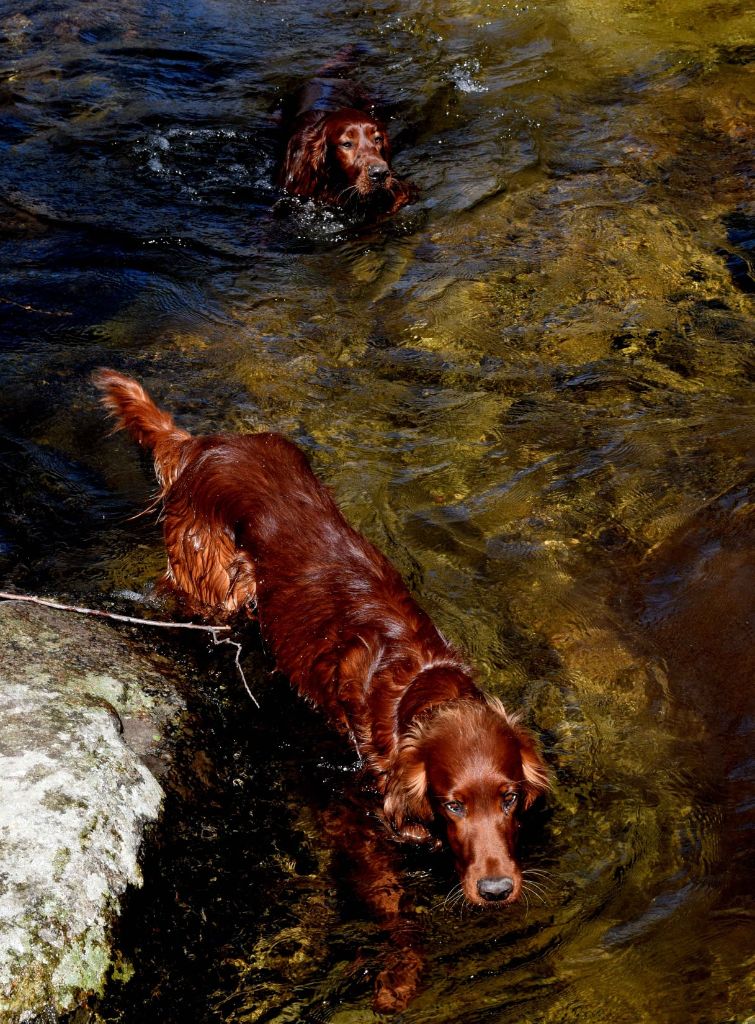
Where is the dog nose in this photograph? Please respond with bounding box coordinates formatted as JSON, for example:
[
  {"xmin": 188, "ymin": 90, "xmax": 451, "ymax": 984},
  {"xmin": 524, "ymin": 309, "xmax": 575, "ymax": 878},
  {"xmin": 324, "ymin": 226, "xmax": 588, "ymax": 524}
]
[
  {"xmin": 477, "ymin": 876, "xmax": 515, "ymax": 902},
  {"xmin": 369, "ymin": 164, "xmax": 389, "ymax": 183}
]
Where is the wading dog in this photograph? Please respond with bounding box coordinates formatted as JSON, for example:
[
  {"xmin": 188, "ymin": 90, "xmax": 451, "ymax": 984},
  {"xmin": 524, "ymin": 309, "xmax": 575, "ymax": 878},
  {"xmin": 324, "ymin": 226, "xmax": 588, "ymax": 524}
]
[{"xmin": 94, "ymin": 369, "xmax": 548, "ymax": 1007}]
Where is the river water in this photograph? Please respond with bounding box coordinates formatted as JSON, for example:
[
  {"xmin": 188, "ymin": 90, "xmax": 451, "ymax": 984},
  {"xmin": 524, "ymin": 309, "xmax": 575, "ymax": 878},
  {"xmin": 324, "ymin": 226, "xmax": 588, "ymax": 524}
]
[{"xmin": 1, "ymin": 1, "xmax": 753, "ymax": 1021}]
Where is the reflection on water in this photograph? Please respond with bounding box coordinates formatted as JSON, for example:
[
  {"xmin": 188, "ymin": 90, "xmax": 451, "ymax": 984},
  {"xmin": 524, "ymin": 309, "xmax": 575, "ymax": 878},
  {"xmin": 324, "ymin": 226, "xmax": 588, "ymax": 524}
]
[{"xmin": 0, "ymin": 0, "xmax": 753, "ymax": 1021}]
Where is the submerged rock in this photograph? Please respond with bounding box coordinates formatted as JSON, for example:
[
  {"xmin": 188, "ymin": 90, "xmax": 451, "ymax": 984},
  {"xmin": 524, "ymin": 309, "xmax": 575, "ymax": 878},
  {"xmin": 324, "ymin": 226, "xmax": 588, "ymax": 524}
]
[{"xmin": 0, "ymin": 601, "xmax": 185, "ymax": 1022}]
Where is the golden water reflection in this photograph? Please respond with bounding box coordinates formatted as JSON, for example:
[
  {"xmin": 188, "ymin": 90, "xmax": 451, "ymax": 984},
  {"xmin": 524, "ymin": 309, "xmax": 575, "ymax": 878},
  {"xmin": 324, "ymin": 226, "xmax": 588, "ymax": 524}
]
[{"xmin": 2, "ymin": 0, "xmax": 752, "ymax": 1019}]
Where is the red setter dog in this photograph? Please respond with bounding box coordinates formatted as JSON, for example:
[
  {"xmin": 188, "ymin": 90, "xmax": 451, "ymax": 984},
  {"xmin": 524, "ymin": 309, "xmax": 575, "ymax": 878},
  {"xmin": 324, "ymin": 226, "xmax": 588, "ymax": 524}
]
[
  {"xmin": 94, "ymin": 370, "xmax": 547, "ymax": 912},
  {"xmin": 277, "ymin": 67, "xmax": 415, "ymax": 214}
]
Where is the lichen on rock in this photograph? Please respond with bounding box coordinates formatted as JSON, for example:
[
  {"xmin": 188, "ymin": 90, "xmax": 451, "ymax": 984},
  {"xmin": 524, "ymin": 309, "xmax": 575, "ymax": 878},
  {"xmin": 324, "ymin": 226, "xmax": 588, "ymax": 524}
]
[{"xmin": 0, "ymin": 601, "xmax": 185, "ymax": 1021}]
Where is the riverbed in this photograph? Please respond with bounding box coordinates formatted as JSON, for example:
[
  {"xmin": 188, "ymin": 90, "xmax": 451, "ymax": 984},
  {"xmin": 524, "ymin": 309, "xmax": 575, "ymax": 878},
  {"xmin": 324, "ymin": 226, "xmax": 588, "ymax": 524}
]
[{"xmin": 1, "ymin": 0, "xmax": 753, "ymax": 1021}]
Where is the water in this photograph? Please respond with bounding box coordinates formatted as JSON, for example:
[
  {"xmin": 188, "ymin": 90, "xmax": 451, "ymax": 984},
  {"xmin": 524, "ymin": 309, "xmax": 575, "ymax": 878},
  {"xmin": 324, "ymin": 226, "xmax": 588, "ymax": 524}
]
[{"xmin": 1, "ymin": 0, "xmax": 753, "ymax": 1021}]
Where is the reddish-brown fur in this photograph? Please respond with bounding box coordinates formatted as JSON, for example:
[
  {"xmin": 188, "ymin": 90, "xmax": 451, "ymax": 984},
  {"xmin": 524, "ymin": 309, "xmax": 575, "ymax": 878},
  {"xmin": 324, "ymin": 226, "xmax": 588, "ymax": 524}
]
[
  {"xmin": 94, "ymin": 369, "xmax": 548, "ymax": 914},
  {"xmin": 277, "ymin": 71, "xmax": 416, "ymax": 214}
]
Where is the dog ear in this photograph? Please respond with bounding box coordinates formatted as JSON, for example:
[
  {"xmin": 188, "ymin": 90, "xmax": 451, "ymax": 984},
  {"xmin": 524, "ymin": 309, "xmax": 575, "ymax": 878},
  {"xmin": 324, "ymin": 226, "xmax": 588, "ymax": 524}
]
[
  {"xmin": 377, "ymin": 121, "xmax": 392, "ymax": 162},
  {"xmin": 279, "ymin": 117, "xmax": 328, "ymax": 197},
  {"xmin": 386, "ymin": 177, "xmax": 418, "ymax": 214},
  {"xmin": 486, "ymin": 695, "xmax": 549, "ymax": 809},
  {"xmin": 518, "ymin": 732, "xmax": 549, "ymax": 809},
  {"xmin": 383, "ymin": 741, "xmax": 431, "ymax": 830}
]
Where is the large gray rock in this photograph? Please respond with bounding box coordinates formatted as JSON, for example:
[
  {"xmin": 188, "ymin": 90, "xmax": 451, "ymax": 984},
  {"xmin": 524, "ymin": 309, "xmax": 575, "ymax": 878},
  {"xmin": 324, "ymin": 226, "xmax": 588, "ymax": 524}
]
[{"xmin": 0, "ymin": 600, "xmax": 186, "ymax": 1022}]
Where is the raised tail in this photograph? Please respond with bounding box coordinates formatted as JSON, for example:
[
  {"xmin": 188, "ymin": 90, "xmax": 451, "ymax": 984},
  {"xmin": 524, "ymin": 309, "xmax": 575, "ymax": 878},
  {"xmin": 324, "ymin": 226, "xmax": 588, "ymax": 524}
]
[{"xmin": 92, "ymin": 368, "xmax": 192, "ymax": 488}]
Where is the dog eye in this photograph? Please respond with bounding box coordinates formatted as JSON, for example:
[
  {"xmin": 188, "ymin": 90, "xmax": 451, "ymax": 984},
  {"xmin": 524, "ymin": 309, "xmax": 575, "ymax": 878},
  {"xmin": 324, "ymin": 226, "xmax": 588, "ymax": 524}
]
[
  {"xmin": 373, "ymin": 134, "xmax": 383, "ymax": 143},
  {"xmin": 444, "ymin": 800, "xmax": 465, "ymax": 817},
  {"xmin": 339, "ymin": 141, "xmax": 353, "ymax": 149},
  {"xmin": 501, "ymin": 792, "xmax": 518, "ymax": 811}
]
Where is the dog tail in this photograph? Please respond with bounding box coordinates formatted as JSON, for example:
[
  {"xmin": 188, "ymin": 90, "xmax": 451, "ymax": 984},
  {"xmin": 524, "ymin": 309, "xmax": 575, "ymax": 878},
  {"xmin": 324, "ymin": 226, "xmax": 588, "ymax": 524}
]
[{"xmin": 93, "ymin": 368, "xmax": 192, "ymax": 489}]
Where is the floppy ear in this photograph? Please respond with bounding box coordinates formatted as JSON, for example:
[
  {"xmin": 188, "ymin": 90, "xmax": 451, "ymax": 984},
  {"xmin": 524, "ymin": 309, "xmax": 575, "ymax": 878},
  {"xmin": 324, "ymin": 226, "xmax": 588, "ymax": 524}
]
[
  {"xmin": 279, "ymin": 118, "xmax": 329, "ymax": 197},
  {"xmin": 377, "ymin": 121, "xmax": 392, "ymax": 163},
  {"xmin": 486, "ymin": 695, "xmax": 549, "ymax": 809},
  {"xmin": 382, "ymin": 739, "xmax": 432, "ymax": 830},
  {"xmin": 517, "ymin": 731, "xmax": 549, "ymax": 809},
  {"xmin": 385, "ymin": 176, "xmax": 418, "ymax": 213}
]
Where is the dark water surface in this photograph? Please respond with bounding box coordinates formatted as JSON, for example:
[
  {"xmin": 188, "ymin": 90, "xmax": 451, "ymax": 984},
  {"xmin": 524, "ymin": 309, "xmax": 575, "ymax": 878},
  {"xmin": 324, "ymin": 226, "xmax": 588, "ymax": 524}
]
[{"xmin": 1, "ymin": 0, "xmax": 753, "ymax": 1021}]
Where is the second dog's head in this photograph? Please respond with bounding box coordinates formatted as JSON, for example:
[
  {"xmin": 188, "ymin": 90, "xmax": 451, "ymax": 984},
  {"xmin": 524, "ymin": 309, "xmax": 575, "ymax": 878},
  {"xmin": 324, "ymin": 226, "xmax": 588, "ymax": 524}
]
[{"xmin": 280, "ymin": 108, "xmax": 410, "ymax": 209}]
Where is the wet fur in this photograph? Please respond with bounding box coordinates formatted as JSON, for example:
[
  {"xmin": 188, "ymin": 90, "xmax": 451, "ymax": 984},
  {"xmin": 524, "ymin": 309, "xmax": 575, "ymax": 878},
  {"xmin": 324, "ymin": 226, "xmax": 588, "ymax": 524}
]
[
  {"xmin": 94, "ymin": 369, "xmax": 548, "ymax": 913},
  {"xmin": 277, "ymin": 68, "xmax": 415, "ymax": 213}
]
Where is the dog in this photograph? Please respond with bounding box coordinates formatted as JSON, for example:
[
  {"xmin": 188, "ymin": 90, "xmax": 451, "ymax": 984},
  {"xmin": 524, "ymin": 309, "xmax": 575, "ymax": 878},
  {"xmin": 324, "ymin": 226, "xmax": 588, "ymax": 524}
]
[
  {"xmin": 94, "ymin": 369, "xmax": 548, "ymax": 913},
  {"xmin": 277, "ymin": 58, "xmax": 416, "ymax": 214},
  {"xmin": 94, "ymin": 369, "xmax": 549, "ymax": 1009}
]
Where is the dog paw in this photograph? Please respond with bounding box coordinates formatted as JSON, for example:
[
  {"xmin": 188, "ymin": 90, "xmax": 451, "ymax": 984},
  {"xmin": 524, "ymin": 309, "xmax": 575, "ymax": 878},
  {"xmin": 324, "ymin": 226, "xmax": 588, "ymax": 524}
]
[{"xmin": 373, "ymin": 949, "xmax": 423, "ymax": 1014}]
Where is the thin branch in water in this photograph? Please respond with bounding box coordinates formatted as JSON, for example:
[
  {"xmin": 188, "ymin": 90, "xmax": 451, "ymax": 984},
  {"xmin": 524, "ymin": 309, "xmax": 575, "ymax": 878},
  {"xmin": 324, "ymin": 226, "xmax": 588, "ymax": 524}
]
[
  {"xmin": 212, "ymin": 630, "xmax": 260, "ymax": 708},
  {"xmin": 0, "ymin": 590, "xmax": 259, "ymax": 707},
  {"xmin": 0, "ymin": 294, "xmax": 73, "ymax": 317}
]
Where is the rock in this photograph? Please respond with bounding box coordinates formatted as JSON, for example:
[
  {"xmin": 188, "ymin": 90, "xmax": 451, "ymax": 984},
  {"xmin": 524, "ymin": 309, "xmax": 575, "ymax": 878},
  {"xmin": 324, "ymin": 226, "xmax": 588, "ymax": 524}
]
[{"xmin": 0, "ymin": 601, "xmax": 185, "ymax": 1022}]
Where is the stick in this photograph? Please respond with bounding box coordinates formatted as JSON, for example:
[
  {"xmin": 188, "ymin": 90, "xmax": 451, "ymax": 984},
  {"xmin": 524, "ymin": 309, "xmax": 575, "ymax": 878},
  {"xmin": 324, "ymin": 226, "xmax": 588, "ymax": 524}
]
[
  {"xmin": 0, "ymin": 295, "xmax": 73, "ymax": 317},
  {"xmin": 0, "ymin": 591, "xmax": 260, "ymax": 708}
]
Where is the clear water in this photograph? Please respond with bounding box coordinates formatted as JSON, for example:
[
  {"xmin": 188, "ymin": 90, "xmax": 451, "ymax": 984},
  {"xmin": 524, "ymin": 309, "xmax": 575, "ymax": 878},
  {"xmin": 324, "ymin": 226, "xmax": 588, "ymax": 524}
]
[{"xmin": 0, "ymin": 0, "xmax": 753, "ymax": 1021}]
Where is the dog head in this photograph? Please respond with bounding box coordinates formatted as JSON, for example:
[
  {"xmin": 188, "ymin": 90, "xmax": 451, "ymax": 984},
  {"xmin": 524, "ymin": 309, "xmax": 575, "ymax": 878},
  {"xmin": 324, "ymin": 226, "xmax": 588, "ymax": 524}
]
[
  {"xmin": 280, "ymin": 108, "xmax": 407, "ymax": 207},
  {"xmin": 385, "ymin": 691, "xmax": 548, "ymax": 906}
]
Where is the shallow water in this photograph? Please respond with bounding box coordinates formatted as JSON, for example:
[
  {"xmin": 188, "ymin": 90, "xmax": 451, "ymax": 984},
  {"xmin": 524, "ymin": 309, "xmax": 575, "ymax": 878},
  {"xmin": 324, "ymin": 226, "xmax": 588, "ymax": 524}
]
[{"xmin": 1, "ymin": 0, "xmax": 753, "ymax": 1021}]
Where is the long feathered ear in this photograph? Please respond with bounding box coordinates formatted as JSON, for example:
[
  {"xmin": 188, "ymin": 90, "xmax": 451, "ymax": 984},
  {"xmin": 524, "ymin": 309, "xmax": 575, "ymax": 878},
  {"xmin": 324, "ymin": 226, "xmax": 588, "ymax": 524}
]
[
  {"xmin": 385, "ymin": 176, "xmax": 418, "ymax": 214},
  {"xmin": 279, "ymin": 117, "xmax": 329, "ymax": 197},
  {"xmin": 377, "ymin": 121, "xmax": 392, "ymax": 163},
  {"xmin": 382, "ymin": 736, "xmax": 432, "ymax": 830},
  {"xmin": 486, "ymin": 696, "xmax": 549, "ymax": 809},
  {"xmin": 517, "ymin": 729, "xmax": 549, "ymax": 809}
]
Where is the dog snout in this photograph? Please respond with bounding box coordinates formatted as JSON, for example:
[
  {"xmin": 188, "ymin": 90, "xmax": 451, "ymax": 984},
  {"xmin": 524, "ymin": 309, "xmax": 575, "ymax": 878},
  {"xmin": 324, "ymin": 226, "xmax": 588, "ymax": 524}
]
[
  {"xmin": 476, "ymin": 875, "xmax": 515, "ymax": 902},
  {"xmin": 368, "ymin": 163, "xmax": 390, "ymax": 183}
]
